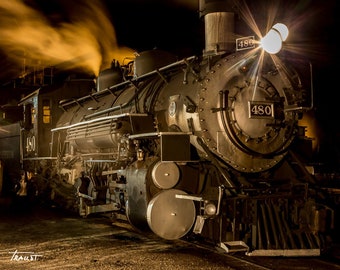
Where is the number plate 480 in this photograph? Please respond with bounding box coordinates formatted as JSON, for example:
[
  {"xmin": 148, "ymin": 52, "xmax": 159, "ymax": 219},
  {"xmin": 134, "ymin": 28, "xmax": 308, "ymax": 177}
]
[{"xmin": 248, "ymin": 101, "xmax": 274, "ymax": 119}]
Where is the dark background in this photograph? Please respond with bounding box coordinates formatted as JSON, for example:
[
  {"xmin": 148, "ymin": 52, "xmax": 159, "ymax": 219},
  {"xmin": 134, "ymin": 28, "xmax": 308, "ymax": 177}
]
[
  {"xmin": 0, "ymin": 0, "xmax": 337, "ymax": 80},
  {"xmin": 0, "ymin": 0, "xmax": 338, "ymax": 168}
]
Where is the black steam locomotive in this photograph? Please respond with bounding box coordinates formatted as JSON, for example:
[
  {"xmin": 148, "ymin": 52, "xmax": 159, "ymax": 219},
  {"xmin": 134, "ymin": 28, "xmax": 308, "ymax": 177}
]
[{"xmin": 0, "ymin": 0, "xmax": 337, "ymax": 257}]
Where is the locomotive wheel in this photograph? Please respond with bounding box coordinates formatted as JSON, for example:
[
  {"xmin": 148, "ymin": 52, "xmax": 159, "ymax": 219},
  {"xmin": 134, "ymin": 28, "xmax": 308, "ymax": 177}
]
[{"xmin": 146, "ymin": 189, "xmax": 196, "ymax": 240}]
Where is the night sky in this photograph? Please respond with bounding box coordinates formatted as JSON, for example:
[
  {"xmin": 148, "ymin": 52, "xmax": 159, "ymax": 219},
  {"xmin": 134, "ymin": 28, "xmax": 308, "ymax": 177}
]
[{"xmin": 0, "ymin": 0, "xmax": 338, "ymax": 166}]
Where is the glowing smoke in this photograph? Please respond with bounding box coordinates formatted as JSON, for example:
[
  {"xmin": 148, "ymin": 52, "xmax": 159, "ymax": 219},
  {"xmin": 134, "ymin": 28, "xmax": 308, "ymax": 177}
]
[{"xmin": 0, "ymin": 0, "xmax": 135, "ymax": 79}]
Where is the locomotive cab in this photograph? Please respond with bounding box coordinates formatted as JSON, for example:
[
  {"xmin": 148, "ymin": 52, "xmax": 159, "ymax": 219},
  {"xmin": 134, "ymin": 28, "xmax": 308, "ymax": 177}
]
[{"xmin": 19, "ymin": 77, "xmax": 95, "ymax": 162}]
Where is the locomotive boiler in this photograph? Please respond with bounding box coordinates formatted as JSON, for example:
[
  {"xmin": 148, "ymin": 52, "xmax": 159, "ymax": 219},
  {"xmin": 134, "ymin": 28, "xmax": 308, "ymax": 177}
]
[{"xmin": 18, "ymin": 0, "xmax": 335, "ymax": 256}]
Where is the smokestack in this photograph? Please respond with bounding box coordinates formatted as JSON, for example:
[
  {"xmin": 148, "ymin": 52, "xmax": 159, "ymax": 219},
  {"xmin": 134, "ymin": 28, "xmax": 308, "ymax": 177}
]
[{"xmin": 199, "ymin": 0, "xmax": 235, "ymax": 55}]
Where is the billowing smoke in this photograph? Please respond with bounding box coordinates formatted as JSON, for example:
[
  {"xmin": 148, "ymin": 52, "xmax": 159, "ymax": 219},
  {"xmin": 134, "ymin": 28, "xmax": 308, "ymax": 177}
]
[{"xmin": 0, "ymin": 0, "xmax": 135, "ymax": 80}]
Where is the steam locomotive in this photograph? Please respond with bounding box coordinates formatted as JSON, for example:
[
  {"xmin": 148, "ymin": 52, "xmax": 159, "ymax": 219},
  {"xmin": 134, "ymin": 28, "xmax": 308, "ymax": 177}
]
[{"xmin": 1, "ymin": 0, "xmax": 337, "ymax": 257}]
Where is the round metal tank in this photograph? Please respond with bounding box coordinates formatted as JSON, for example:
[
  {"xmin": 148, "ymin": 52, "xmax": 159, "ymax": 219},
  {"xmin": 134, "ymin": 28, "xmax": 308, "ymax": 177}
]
[
  {"xmin": 96, "ymin": 60, "xmax": 123, "ymax": 91},
  {"xmin": 133, "ymin": 49, "xmax": 177, "ymax": 77}
]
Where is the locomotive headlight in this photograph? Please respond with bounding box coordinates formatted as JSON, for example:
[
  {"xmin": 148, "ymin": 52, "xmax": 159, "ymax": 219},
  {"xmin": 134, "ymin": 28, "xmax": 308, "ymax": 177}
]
[
  {"xmin": 204, "ymin": 202, "xmax": 217, "ymax": 216},
  {"xmin": 260, "ymin": 23, "xmax": 289, "ymax": 54}
]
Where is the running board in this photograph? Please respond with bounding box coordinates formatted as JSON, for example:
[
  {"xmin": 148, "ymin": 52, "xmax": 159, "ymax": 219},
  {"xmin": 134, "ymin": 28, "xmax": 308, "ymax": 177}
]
[{"xmin": 246, "ymin": 249, "xmax": 320, "ymax": 257}]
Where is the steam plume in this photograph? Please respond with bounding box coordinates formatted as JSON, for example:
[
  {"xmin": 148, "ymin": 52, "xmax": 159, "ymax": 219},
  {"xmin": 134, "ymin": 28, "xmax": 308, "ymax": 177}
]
[{"xmin": 0, "ymin": 0, "xmax": 134, "ymax": 80}]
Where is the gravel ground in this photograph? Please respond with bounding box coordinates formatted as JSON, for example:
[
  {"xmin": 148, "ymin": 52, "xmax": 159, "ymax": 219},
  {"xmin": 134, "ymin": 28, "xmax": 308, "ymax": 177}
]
[
  {"xmin": 1, "ymin": 199, "xmax": 339, "ymax": 270},
  {"xmin": 0, "ymin": 202, "xmax": 237, "ymax": 270}
]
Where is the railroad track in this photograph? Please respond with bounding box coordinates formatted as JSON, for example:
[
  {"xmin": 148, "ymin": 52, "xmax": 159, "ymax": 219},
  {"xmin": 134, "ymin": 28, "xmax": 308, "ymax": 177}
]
[
  {"xmin": 179, "ymin": 237, "xmax": 340, "ymax": 270},
  {"xmin": 112, "ymin": 220, "xmax": 340, "ymax": 270}
]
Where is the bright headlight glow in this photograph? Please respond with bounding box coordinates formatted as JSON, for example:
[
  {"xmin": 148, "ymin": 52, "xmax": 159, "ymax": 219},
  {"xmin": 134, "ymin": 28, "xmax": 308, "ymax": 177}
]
[
  {"xmin": 272, "ymin": 23, "xmax": 289, "ymax": 41},
  {"xmin": 260, "ymin": 23, "xmax": 289, "ymax": 54}
]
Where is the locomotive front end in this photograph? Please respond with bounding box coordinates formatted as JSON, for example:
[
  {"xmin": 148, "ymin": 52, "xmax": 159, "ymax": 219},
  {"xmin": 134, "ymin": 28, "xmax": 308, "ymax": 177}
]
[{"xmin": 197, "ymin": 51, "xmax": 305, "ymax": 173}]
